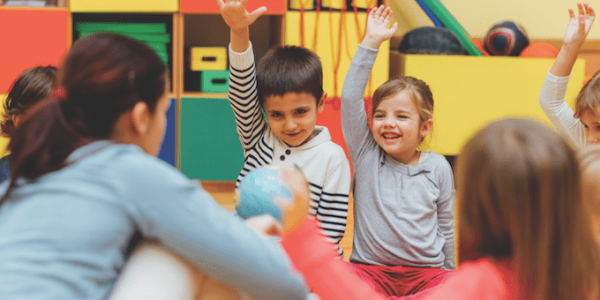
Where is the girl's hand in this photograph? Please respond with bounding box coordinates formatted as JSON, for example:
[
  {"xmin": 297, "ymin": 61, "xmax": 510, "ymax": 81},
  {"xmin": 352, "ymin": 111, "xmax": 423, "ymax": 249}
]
[
  {"xmin": 563, "ymin": 3, "xmax": 595, "ymax": 49},
  {"xmin": 361, "ymin": 5, "xmax": 398, "ymax": 50},
  {"xmin": 216, "ymin": 0, "xmax": 267, "ymax": 32}
]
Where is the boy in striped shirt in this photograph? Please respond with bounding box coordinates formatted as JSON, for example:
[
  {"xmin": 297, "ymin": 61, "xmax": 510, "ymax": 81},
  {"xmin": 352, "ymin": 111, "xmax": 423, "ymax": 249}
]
[{"xmin": 217, "ymin": 0, "xmax": 351, "ymax": 254}]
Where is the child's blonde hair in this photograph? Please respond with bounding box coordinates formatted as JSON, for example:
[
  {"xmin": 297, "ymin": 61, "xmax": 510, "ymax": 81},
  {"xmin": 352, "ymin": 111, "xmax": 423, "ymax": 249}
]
[
  {"xmin": 456, "ymin": 118, "xmax": 600, "ymax": 300},
  {"xmin": 574, "ymin": 70, "xmax": 600, "ymax": 118},
  {"xmin": 371, "ymin": 76, "xmax": 433, "ymax": 125}
]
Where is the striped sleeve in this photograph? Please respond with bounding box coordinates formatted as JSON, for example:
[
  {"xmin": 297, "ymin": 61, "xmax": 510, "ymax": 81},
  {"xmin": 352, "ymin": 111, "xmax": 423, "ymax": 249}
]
[
  {"xmin": 308, "ymin": 162, "xmax": 351, "ymax": 256},
  {"xmin": 228, "ymin": 43, "xmax": 268, "ymax": 152}
]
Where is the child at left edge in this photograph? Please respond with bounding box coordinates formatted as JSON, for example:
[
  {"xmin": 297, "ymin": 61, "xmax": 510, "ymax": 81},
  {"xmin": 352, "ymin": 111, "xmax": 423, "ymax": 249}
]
[{"xmin": 216, "ymin": 0, "xmax": 352, "ymax": 255}]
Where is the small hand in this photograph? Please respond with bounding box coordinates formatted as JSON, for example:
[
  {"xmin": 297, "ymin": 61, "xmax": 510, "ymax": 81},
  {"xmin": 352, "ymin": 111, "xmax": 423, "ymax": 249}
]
[
  {"xmin": 216, "ymin": 0, "xmax": 267, "ymax": 31},
  {"xmin": 245, "ymin": 214, "xmax": 284, "ymax": 238},
  {"xmin": 564, "ymin": 3, "xmax": 595, "ymax": 48},
  {"xmin": 361, "ymin": 5, "xmax": 398, "ymax": 49}
]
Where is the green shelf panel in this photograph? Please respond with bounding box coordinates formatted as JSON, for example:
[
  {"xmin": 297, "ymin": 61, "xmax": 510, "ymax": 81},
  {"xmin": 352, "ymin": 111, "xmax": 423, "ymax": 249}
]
[
  {"xmin": 76, "ymin": 22, "xmax": 166, "ymax": 33},
  {"xmin": 180, "ymin": 97, "xmax": 244, "ymax": 181}
]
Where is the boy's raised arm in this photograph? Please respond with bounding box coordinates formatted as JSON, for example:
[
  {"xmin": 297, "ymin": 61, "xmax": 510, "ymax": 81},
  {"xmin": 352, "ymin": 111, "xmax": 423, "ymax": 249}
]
[
  {"xmin": 550, "ymin": 3, "xmax": 595, "ymax": 77},
  {"xmin": 216, "ymin": 0, "xmax": 266, "ymax": 53}
]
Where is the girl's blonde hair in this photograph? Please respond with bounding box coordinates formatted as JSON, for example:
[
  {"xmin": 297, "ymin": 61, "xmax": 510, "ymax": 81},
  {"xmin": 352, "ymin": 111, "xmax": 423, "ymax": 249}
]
[
  {"xmin": 574, "ymin": 70, "xmax": 600, "ymax": 118},
  {"xmin": 371, "ymin": 76, "xmax": 433, "ymax": 125},
  {"xmin": 456, "ymin": 118, "xmax": 600, "ymax": 300}
]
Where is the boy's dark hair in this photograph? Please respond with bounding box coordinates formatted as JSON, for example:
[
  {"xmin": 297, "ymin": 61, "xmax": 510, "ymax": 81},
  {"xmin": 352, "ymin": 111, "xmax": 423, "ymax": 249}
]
[
  {"xmin": 1, "ymin": 66, "xmax": 57, "ymax": 137},
  {"xmin": 256, "ymin": 45, "xmax": 323, "ymax": 106}
]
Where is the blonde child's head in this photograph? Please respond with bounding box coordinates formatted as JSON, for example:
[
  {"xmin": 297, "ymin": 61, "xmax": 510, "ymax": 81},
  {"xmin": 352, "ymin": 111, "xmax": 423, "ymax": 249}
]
[
  {"xmin": 370, "ymin": 76, "xmax": 433, "ymax": 165},
  {"xmin": 578, "ymin": 145, "xmax": 600, "ymax": 243},
  {"xmin": 574, "ymin": 71, "xmax": 600, "ymax": 144},
  {"xmin": 456, "ymin": 118, "xmax": 600, "ymax": 300}
]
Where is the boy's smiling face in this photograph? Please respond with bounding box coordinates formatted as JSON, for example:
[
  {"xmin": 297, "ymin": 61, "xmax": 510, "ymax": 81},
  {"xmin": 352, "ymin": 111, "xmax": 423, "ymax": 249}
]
[
  {"xmin": 581, "ymin": 108, "xmax": 600, "ymax": 144},
  {"xmin": 263, "ymin": 92, "xmax": 325, "ymax": 147}
]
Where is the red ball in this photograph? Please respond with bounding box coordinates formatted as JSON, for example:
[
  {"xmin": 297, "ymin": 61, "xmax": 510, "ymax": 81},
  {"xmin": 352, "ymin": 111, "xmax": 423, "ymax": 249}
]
[
  {"xmin": 471, "ymin": 38, "xmax": 490, "ymax": 56},
  {"xmin": 519, "ymin": 42, "xmax": 560, "ymax": 58}
]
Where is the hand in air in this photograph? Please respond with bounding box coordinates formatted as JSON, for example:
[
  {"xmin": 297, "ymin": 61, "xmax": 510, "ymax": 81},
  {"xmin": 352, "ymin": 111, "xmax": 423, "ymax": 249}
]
[
  {"xmin": 361, "ymin": 5, "xmax": 399, "ymax": 49},
  {"xmin": 563, "ymin": 3, "xmax": 595, "ymax": 48},
  {"xmin": 216, "ymin": 0, "xmax": 267, "ymax": 31}
]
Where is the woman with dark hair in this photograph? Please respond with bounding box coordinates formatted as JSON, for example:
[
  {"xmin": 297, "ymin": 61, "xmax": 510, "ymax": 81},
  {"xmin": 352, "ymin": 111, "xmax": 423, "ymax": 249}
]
[
  {"xmin": 0, "ymin": 66, "xmax": 57, "ymax": 183},
  {"xmin": 0, "ymin": 33, "xmax": 308, "ymax": 300}
]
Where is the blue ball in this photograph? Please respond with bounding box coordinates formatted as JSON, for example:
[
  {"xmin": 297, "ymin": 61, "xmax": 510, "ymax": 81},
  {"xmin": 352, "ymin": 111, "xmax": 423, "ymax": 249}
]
[{"xmin": 236, "ymin": 166, "xmax": 294, "ymax": 221}]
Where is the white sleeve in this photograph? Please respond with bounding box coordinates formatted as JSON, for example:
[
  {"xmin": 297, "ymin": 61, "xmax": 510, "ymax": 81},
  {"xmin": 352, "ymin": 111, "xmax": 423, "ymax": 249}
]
[{"xmin": 539, "ymin": 70, "xmax": 586, "ymax": 147}]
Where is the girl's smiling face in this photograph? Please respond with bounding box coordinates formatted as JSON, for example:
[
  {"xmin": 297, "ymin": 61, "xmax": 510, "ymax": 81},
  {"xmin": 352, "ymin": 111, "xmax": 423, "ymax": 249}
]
[
  {"xmin": 580, "ymin": 108, "xmax": 600, "ymax": 144},
  {"xmin": 371, "ymin": 90, "xmax": 432, "ymax": 165}
]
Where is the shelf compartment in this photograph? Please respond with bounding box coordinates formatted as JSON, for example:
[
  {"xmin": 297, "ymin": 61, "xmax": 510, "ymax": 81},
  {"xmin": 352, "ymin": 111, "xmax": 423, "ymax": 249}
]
[
  {"xmin": 72, "ymin": 13, "xmax": 175, "ymax": 94},
  {"xmin": 180, "ymin": 14, "xmax": 283, "ymax": 93}
]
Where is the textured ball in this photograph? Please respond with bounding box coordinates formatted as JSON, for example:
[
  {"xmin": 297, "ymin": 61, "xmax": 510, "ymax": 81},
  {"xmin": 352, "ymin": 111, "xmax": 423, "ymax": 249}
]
[
  {"xmin": 235, "ymin": 166, "xmax": 294, "ymax": 221},
  {"xmin": 484, "ymin": 21, "xmax": 529, "ymax": 56},
  {"xmin": 519, "ymin": 42, "xmax": 560, "ymax": 58}
]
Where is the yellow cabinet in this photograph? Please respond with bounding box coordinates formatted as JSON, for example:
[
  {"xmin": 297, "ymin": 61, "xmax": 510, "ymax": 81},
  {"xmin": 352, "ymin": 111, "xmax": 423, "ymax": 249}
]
[{"xmin": 391, "ymin": 53, "xmax": 586, "ymax": 155}]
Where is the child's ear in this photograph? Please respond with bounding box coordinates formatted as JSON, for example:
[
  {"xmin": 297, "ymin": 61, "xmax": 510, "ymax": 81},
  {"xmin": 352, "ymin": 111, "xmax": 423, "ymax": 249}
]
[
  {"xmin": 131, "ymin": 101, "xmax": 151, "ymax": 135},
  {"xmin": 317, "ymin": 92, "xmax": 327, "ymax": 113},
  {"xmin": 420, "ymin": 119, "xmax": 433, "ymax": 137},
  {"xmin": 12, "ymin": 114, "xmax": 21, "ymax": 128}
]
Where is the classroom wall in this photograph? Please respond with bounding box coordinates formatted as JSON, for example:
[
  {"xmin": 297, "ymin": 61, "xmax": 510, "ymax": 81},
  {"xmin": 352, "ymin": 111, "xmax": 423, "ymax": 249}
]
[{"xmin": 390, "ymin": 0, "xmax": 600, "ymax": 39}]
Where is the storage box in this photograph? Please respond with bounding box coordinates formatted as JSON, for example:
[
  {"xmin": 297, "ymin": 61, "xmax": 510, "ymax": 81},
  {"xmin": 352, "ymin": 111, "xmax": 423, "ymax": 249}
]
[
  {"xmin": 201, "ymin": 70, "xmax": 229, "ymax": 93},
  {"xmin": 390, "ymin": 52, "xmax": 586, "ymax": 155},
  {"xmin": 191, "ymin": 47, "xmax": 227, "ymax": 71}
]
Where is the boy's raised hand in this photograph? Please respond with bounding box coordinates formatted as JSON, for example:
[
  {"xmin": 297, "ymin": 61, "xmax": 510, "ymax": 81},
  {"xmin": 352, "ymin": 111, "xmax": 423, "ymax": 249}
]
[
  {"xmin": 216, "ymin": 0, "xmax": 267, "ymax": 31},
  {"xmin": 361, "ymin": 5, "xmax": 398, "ymax": 50},
  {"xmin": 564, "ymin": 3, "xmax": 595, "ymax": 49}
]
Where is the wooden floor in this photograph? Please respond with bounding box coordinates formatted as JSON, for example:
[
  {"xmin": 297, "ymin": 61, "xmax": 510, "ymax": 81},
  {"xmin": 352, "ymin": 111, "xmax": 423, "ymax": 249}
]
[{"xmin": 203, "ymin": 182, "xmax": 354, "ymax": 261}]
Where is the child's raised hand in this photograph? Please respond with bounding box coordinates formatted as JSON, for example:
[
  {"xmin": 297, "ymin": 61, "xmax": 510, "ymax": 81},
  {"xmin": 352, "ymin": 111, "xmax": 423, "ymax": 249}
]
[
  {"xmin": 216, "ymin": 0, "xmax": 267, "ymax": 31},
  {"xmin": 563, "ymin": 3, "xmax": 595, "ymax": 48},
  {"xmin": 361, "ymin": 5, "xmax": 398, "ymax": 50}
]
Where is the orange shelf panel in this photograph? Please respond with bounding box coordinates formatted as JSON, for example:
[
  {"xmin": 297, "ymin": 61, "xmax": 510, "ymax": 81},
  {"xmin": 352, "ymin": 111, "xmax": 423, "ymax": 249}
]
[
  {"xmin": 0, "ymin": 8, "xmax": 70, "ymax": 93},
  {"xmin": 180, "ymin": 0, "xmax": 285, "ymax": 14}
]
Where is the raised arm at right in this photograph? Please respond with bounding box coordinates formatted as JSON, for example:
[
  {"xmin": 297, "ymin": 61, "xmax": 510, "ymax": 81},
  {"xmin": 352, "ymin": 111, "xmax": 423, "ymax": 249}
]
[
  {"xmin": 216, "ymin": 0, "xmax": 267, "ymax": 53},
  {"xmin": 550, "ymin": 3, "xmax": 595, "ymax": 77}
]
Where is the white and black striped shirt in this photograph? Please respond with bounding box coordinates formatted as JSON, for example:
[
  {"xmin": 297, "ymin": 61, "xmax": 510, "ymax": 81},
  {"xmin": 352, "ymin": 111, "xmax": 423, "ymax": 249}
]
[{"xmin": 228, "ymin": 44, "xmax": 351, "ymax": 254}]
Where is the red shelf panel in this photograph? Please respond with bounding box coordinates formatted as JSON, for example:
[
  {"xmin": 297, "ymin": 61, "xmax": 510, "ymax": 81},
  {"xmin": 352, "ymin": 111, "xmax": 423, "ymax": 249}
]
[
  {"xmin": 0, "ymin": 8, "xmax": 70, "ymax": 93},
  {"xmin": 180, "ymin": 0, "xmax": 285, "ymax": 14}
]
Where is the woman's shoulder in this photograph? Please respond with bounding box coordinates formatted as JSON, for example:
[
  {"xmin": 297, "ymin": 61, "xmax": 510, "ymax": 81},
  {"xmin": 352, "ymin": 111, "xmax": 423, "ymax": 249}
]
[{"xmin": 74, "ymin": 142, "xmax": 185, "ymax": 185}]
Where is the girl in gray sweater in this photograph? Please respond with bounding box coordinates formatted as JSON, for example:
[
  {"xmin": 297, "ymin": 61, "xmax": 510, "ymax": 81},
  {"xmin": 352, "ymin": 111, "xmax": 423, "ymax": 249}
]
[{"xmin": 341, "ymin": 5, "xmax": 455, "ymax": 298}]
